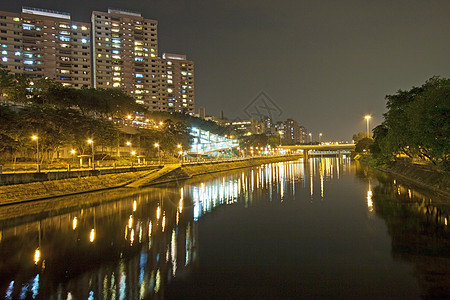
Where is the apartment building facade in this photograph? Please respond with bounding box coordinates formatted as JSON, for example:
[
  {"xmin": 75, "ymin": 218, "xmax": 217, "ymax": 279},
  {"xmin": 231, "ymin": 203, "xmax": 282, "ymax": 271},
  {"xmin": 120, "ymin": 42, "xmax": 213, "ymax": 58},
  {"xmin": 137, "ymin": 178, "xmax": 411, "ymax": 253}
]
[
  {"xmin": 0, "ymin": 7, "xmax": 195, "ymax": 113},
  {"xmin": 91, "ymin": 9, "xmax": 165, "ymax": 110},
  {"xmin": 0, "ymin": 7, "xmax": 91, "ymax": 88},
  {"xmin": 159, "ymin": 53, "xmax": 195, "ymax": 114}
]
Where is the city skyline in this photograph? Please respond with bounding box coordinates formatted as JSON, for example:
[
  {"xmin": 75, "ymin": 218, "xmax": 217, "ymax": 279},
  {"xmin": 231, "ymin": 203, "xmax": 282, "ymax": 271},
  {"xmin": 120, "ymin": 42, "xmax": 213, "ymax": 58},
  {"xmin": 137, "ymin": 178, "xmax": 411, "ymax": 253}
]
[{"xmin": 1, "ymin": 0, "xmax": 449, "ymax": 140}]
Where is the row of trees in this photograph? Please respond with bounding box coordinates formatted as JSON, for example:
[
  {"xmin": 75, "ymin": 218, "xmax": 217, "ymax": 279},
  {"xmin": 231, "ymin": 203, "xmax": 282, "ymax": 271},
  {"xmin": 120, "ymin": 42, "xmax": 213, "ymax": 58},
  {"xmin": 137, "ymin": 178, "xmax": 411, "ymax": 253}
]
[
  {"xmin": 0, "ymin": 69, "xmax": 146, "ymax": 117},
  {"xmin": 369, "ymin": 76, "xmax": 449, "ymax": 170},
  {"xmin": 0, "ymin": 104, "xmax": 193, "ymax": 164}
]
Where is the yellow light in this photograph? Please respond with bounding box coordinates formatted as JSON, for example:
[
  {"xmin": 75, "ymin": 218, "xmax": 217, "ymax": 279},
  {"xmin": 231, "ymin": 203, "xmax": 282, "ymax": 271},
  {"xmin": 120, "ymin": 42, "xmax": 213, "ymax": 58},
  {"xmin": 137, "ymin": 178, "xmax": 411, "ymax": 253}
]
[
  {"xmin": 34, "ymin": 248, "xmax": 40, "ymax": 264},
  {"xmin": 87, "ymin": 139, "xmax": 93, "ymax": 144},
  {"xmin": 177, "ymin": 144, "xmax": 182, "ymax": 148},
  {"xmin": 156, "ymin": 206, "xmax": 161, "ymax": 220},
  {"xmin": 133, "ymin": 200, "xmax": 137, "ymax": 211},
  {"xmin": 154, "ymin": 143, "xmax": 159, "ymax": 148},
  {"xmin": 365, "ymin": 115, "xmax": 371, "ymax": 120},
  {"xmin": 72, "ymin": 217, "xmax": 77, "ymax": 230},
  {"xmin": 127, "ymin": 115, "xmax": 132, "ymax": 119},
  {"xmin": 159, "ymin": 121, "xmax": 163, "ymax": 126},
  {"xmin": 126, "ymin": 141, "xmax": 131, "ymax": 146},
  {"xmin": 131, "ymin": 151, "xmax": 136, "ymax": 156},
  {"xmin": 71, "ymin": 149, "xmax": 76, "ymax": 154},
  {"xmin": 128, "ymin": 215, "xmax": 133, "ymax": 228},
  {"xmin": 31, "ymin": 135, "xmax": 38, "ymax": 140},
  {"xmin": 89, "ymin": 229, "xmax": 95, "ymax": 242}
]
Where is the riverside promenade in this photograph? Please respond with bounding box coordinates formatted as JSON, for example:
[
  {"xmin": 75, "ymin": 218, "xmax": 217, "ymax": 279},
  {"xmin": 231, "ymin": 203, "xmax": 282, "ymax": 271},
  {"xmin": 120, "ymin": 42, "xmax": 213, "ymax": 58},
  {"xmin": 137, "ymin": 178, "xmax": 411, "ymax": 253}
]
[{"xmin": 0, "ymin": 155, "xmax": 301, "ymax": 206}]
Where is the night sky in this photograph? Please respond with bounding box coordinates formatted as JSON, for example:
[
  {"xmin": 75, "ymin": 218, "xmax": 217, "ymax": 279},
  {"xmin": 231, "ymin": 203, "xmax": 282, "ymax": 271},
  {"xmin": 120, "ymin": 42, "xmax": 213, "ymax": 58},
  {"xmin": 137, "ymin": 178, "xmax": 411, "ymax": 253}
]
[{"xmin": 2, "ymin": 0, "xmax": 449, "ymax": 141}]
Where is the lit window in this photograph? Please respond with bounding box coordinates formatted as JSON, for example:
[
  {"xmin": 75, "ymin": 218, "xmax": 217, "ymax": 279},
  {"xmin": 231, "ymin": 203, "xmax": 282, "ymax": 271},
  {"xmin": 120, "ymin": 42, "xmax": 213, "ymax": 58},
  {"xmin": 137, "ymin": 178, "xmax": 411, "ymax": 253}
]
[
  {"xmin": 1, "ymin": 57, "xmax": 7, "ymax": 62},
  {"xmin": 81, "ymin": 26, "xmax": 88, "ymax": 30},
  {"xmin": 13, "ymin": 17, "xmax": 20, "ymax": 22},
  {"xmin": 1, "ymin": 50, "xmax": 6, "ymax": 55},
  {"xmin": 81, "ymin": 39, "xmax": 87, "ymax": 43},
  {"xmin": 14, "ymin": 51, "xmax": 21, "ymax": 56},
  {"xmin": 72, "ymin": 24, "xmax": 78, "ymax": 30}
]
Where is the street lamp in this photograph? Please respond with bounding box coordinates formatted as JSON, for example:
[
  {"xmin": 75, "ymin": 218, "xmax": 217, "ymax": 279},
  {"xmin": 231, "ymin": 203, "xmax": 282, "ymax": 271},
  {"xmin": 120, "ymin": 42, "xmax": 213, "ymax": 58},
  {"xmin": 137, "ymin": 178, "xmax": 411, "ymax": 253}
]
[
  {"xmin": 87, "ymin": 139, "xmax": 94, "ymax": 168},
  {"xmin": 278, "ymin": 130, "xmax": 283, "ymax": 146},
  {"xmin": 177, "ymin": 144, "xmax": 183, "ymax": 165},
  {"xmin": 365, "ymin": 115, "xmax": 371, "ymax": 138},
  {"xmin": 319, "ymin": 133, "xmax": 322, "ymax": 144},
  {"xmin": 31, "ymin": 135, "xmax": 39, "ymax": 164},
  {"xmin": 309, "ymin": 133, "xmax": 312, "ymax": 144},
  {"xmin": 71, "ymin": 149, "xmax": 76, "ymax": 165},
  {"xmin": 126, "ymin": 141, "xmax": 132, "ymax": 163},
  {"xmin": 131, "ymin": 151, "xmax": 136, "ymax": 165},
  {"xmin": 154, "ymin": 143, "xmax": 160, "ymax": 165}
]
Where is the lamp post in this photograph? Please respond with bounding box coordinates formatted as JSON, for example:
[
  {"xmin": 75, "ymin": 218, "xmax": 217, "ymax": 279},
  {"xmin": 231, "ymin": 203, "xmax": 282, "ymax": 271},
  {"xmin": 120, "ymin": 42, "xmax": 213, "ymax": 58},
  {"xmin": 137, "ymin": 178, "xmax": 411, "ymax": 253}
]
[
  {"xmin": 131, "ymin": 151, "xmax": 136, "ymax": 165},
  {"xmin": 154, "ymin": 143, "xmax": 160, "ymax": 165},
  {"xmin": 87, "ymin": 139, "xmax": 94, "ymax": 168},
  {"xmin": 31, "ymin": 135, "xmax": 39, "ymax": 164},
  {"xmin": 71, "ymin": 149, "xmax": 76, "ymax": 165},
  {"xmin": 365, "ymin": 115, "xmax": 371, "ymax": 138},
  {"xmin": 278, "ymin": 130, "xmax": 283, "ymax": 146},
  {"xmin": 177, "ymin": 144, "xmax": 183, "ymax": 165},
  {"xmin": 319, "ymin": 133, "xmax": 322, "ymax": 144},
  {"xmin": 309, "ymin": 133, "xmax": 312, "ymax": 144},
  {"xmin": 126, "ymin": 141, "xmax": 132, "ymax": 164}
]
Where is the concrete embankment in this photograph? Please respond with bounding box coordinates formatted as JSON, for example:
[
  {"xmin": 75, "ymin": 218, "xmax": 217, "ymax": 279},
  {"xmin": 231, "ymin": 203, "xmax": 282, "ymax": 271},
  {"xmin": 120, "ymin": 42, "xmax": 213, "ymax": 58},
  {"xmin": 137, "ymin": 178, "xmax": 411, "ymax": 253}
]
[
  {"xmin": 126, "ymin": 155, "xmax": 302, "ymax": 187},
  {"xmin": 0, "ymin": 155, "xmax": 301, "ymax": 205},
  {"xmin": 380, "ymin": 160, "xmax": 450, "ymax": 198}
]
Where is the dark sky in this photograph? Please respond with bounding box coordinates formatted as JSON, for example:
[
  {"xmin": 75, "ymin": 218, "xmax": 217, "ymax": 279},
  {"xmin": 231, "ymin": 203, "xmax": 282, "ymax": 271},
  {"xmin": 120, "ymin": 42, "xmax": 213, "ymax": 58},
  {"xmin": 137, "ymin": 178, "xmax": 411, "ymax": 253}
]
[{"xmin": 2, "ymin": 0, "xmax": 449, "ymax": 141}]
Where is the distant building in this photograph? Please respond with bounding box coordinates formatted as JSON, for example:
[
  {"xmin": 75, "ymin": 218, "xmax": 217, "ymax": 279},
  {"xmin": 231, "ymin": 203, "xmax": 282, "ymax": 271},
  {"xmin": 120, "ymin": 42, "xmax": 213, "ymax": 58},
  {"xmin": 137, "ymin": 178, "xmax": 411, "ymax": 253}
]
[
  {"xmin": 226, "ymin": 118, "xmax": 265, "ymax": 136},
  {"xmin": 0, "ymin": 7, "xmax": 92, "ymax": 88},
  {"xmin": 198, "ymin": 106, "xmax": 206, "ymax": 119},
  {"xmin": 159, "ymin": 53, "xmax": 195, "ymax": 114},
  {"xmin": 299, "ymin": 126, "xmax": 307, "ymax": 143}
]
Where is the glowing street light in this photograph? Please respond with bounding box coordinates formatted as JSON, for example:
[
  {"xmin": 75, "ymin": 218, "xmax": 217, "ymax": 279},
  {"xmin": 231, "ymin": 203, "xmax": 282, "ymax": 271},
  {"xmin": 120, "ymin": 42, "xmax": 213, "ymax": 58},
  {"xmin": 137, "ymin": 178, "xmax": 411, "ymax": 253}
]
[
  {"xmin": 365, "ymin": 115, "xmax": 371, "ymax": 138},
  {"xmin": 309, "ymin": 133, "xmax": 312, "ymax": 144},
  {"xmin": 319, "ymin": 133, "xmax": 323, "ymax": 144},
  {"xmin": 87, "ymin": 139, "xmax": 94, "ymax": 168},
  {"xmin": 126, "ymin": 141, "xmax": 133, "ymax": 163},
  {"xmin": 177, "ymin": 144, "xmax": 183, "ymax": 165},
  {"xmin": 71, "ymin": 149, "xmax": 76, "ymax": 164},
  {"xmin": 31, "ymin": 135, "xmax": 39, "ymax": 164},
  {"xmin": 278, "ymin": 130, "xmax": 283, "ymax": 146},
  {"xmin": 154, "ymin": 143, "xmax": 160, "ymax": 164}
]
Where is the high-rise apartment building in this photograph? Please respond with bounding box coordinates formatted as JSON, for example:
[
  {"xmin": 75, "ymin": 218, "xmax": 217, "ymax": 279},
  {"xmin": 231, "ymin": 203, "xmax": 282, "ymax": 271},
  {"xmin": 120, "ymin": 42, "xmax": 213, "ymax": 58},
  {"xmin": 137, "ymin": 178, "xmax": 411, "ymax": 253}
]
[
  {"xmin": 1, "ymin": 7, "xmax": 196, "ymax": 113},
  {"xmin": 0, "ymin": 7, "xmax": 92, "ymax": 88},
  {"xmin": 159, "ymin": 53, "xmax": 195, "ymax": 114},
  {"xmin": 91, "ymin": 9, "xmax": 163, "ymax": 110}
]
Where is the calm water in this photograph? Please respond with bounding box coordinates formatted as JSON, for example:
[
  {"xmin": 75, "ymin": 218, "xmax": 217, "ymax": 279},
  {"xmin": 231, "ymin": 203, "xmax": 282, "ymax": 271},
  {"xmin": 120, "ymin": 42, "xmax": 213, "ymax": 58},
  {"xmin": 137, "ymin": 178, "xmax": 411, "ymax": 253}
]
[{"xmin": 0, "ymin": 158, "xmax": 449, "ymax": 299}]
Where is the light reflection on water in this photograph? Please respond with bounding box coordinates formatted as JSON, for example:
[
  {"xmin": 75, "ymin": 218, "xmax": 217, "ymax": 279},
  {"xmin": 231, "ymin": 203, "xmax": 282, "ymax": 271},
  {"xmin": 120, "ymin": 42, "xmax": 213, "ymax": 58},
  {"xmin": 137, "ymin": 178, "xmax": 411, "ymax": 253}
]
[{"xmin": 0, "ymin": 157, "xmax": 448, "ymax": 298}]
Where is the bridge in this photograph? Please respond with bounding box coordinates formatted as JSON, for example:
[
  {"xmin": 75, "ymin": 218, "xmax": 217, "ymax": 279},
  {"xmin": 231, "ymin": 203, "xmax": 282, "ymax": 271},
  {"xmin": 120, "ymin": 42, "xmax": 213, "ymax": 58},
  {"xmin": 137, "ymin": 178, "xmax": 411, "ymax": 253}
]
[{"xmin": 280, "ymin": 144, "xmax": 355, "ymax": 160}]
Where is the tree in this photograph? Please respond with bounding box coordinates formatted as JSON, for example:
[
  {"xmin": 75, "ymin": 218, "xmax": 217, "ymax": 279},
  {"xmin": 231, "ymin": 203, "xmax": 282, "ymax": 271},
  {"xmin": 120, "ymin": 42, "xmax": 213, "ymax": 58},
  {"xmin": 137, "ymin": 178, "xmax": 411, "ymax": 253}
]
[
  {"xmin": 372, "ymin": 76, "xmax": 450, "ymax": 169},
  {"xmin": 355, "ymin": 137, "xmax": 373, "ymax": 154}
]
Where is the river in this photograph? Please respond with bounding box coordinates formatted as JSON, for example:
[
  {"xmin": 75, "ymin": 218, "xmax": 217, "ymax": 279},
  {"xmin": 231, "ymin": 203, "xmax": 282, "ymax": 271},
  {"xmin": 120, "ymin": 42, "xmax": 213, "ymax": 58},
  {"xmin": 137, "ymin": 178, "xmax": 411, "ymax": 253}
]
[{"xmin": 0, "ymin": 157, "xmax": 448, "ymax": 299}]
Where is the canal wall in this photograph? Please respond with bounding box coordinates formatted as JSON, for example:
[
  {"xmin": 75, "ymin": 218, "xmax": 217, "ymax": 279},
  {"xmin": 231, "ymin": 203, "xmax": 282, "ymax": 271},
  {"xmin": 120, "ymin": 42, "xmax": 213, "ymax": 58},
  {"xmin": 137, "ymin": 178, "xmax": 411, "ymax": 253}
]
[
  {"xmin": 0, "ymin": 155, "xmax": 301, "ymax": 205},
  {"xmin": 130, "ymin": 155, "xmax": 302, "ymax": 187},
  {"xmin": 381, "ymin": 160, "xmax": 450, "ymax": 198},
  {"xmin": 0, "ymin": 166, "xmax": 158, "ymax": 186}
]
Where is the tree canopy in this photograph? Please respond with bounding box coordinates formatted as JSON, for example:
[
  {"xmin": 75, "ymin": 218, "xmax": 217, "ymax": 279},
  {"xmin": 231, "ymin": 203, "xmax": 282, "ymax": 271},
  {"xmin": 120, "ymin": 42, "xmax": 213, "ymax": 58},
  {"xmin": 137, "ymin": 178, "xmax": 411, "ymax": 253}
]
[{"xmin": 370, "ymin": 76, "xmax": 449, "ymax": 169}]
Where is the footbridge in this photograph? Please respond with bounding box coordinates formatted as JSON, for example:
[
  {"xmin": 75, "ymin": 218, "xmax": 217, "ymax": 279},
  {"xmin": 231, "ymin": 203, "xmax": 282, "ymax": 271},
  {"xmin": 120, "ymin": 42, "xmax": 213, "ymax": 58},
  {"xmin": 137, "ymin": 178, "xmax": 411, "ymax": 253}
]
[{"xmin": 281, "ymin": 144, "xmax": 355, "ymax": 160}]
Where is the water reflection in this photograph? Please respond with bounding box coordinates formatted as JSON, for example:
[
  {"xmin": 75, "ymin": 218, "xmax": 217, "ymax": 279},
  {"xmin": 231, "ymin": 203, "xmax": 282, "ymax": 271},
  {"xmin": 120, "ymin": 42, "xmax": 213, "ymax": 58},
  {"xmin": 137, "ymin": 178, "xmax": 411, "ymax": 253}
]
[{"xmin": 0, "ymin": 158, "xmax": 448, "ymax": 298}]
